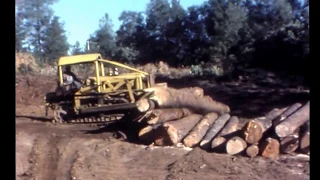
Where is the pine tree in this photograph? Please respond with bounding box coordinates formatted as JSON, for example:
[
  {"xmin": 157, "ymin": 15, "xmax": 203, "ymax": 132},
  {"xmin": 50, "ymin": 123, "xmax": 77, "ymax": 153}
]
[{"xmin": 42, "ymin": 16, "xmax": 69, "ymax": 64}]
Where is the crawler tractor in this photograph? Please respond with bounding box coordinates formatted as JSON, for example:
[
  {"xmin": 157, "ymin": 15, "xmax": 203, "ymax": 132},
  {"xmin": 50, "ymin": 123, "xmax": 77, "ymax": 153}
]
[{"xmin": 44, "ymin": 53, "xmax": 158, "ymax": 124}]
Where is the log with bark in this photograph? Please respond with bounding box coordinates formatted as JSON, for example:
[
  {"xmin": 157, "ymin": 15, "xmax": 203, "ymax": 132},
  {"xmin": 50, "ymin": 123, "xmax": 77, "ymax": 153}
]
[
  {"xmin": 178, "ymin": 87, "xmax": 204, "ymax": 97},
  {"xmin": 154, "ymin": 114, "xmax": 203, "ymax": 146},
  {"xmin": 200, "ymin": 114, "xmax": 231, "ymax": 149},
  {"xmin": 275, "ymin": 102, "xmax": 309, "ymax": 138},
  {"xmin": 245, "ymin": 144, "xmax": 259, "ymax": 158},
  {"xmin": 273, "ymin": 103, "xmax": 303, "ymax": 127},
  {"xmin": 280, "ymin": 129, "xmax": 300, "ymax": 154},
  {"xmin": 226, "ymin": 136, "xmax": 247, "ymax": 155},
  {"xmin": 145, "ymin": 108, "xmax": 193, "ymax": 125},
  {"xmin": 141, "ymin": 87, "xmax": 230, "ymax": 114},
  {"xmin": 182, "ymin": 112, "xmax": 219, "ymax": 148},
  {"xmin": 211, "ymin": 116, "xmax": 239, "ymax": 150},
  {"xmin": 242, "ymin": 107, "xmax": 288, "ymax": 144},
  {"xmin": 260, "ymin": 138, "xmax": 280, "ymax": 160}
]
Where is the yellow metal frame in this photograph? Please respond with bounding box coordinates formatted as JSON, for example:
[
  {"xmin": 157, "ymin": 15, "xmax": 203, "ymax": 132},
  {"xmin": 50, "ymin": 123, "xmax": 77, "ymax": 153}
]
[{"xmin": 57, "ymin": 53, "xmax": 152, "ymax": 109}]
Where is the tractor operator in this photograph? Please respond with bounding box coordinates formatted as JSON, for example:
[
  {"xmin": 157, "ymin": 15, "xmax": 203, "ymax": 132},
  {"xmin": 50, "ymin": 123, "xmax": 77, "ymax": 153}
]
[{"xmin": 63, "ymin": 65, "xmax": 82, "ymax": 89}]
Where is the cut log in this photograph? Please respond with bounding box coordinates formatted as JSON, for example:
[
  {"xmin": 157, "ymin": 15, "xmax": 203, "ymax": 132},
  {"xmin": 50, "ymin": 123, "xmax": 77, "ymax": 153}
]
[
  {"xmin": 299, "ymin": 122, "xmax": 310, "ymax": 154},
  {"xmin": 280, "ymin": 130, "xmax": 300, "ymax": 154},
  {"xmin": 242, "ymin": 107, "xmax": 288, "ymax": 144},
  {"xmin": 260, "ymin": 138, "xmax": 280, "ymax": 160},
  {"xmin": 182, "ymin": 112, "xmax": 219, "ymax": 148},
  {"xmin": 136, "ymin": 98, "xmax": 156, "ymax": 112},
  {"xmin": 273, "ymin": 103, "xmax": 302, "ymax": 127},
  {"xmin": 178, "ymin": 87, "xmax": 204, "ymax": 97},
  {"xmin": 138, "ymin": 126, "xmax": 155, "ymax": 144},
  {"xmin": 145, "ymin": 87, "xmax": 230, "ymax": 114},
  {"xmin": 275, "ymin": 102, "xmax": 310, "ymax": 138},
  {"xmin": 226, "ymin": 136, "xmax": 247, "ymax": 155},
  {"xmin": 211, "ymin": 116, "xmax": 239, "ymax": 149},
  {"xmin": 146, "ymin": 108, "xmax": 193, "ymax": 125},
  {"xmin": 246, "ymin": 144, "xmax": 259, "ymax": 158},
  {"xmin": 154, "ymin": 114, "xmax": 203, "ymax": 146},
  {"xmin": 200, "ymin": 114, "xmax": 231, "ymax": 149}
]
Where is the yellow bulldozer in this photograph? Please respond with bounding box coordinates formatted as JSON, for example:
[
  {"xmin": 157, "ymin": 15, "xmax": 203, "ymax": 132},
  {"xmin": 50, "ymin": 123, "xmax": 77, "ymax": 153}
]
[{"xmin": 44, "ymin": 53, "xmax": 160, "ymax": 124}]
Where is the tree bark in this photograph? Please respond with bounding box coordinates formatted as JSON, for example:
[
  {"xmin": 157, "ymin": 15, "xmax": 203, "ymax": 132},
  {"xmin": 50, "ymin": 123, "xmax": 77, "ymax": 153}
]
[
  {"xmin": 226, "ymin": 136, "xmax": 247, "ymax": 155},
  {"xmin": 154, "ymin": 114, "xmax": 203, "ymax": 146},
  {"xmin": 275, "ymin": 102, "xmax": 310, "ymax": 138},
  {"xmin": 145, "ymin": 87, "xmax": 230, "ymax": 114},
  {"xmin": 246, "ymin": 144, "xmax": 259, "ymax": 158},
  {"xmin": 178, "ymin": 87, "xmax": 204, "ymax": 97},
  {"xmin": 242, "ymin": 107, "xmax": 288, "ymax": 144},
  {"xmin": 146, "ymin": 108, "xmax": 193, "ymax": 125},
  {"xmin": 182, "ymin": 112, "xmax": 219, "ymax": 148},
  {"xmin": 273, "ymin": 103, "xmax": 302, "ymax": 127},
  {"xmin": 211, "ymin": 116, "xmax": 239, "ymax": 149},
  {"xmin": 200, "ymin": 114, "xmax": 231, "ymax": 149},
  {"xmin": 280, "ymin": 130, "xmax": 300, "ymax": 154},
  {"xmin": 260, "ymin": 138, "xmax": 280, "ymax": 160}
]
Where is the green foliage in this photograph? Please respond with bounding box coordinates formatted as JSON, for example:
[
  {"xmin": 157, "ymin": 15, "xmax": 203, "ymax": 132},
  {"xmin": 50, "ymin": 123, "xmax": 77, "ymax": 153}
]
[
  {"xmin": 70, "ymin": 41, "xmax": 84, "ymax": 55},
  {"xmin": 42, "ymin": 16, "xmax": 69, "ymax": 64}
]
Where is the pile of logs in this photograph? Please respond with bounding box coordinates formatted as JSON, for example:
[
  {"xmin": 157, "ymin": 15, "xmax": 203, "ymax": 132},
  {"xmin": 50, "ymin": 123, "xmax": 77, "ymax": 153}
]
[{"xmin": 136, "ymin": 86, "xmax": 310, "ymax": 160}]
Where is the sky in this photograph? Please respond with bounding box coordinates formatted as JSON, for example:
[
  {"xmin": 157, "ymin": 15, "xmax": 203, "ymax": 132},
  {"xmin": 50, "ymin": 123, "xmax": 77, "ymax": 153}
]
[{"xmin": 52, "ymin": 0, "xmax": 207, "ymax": 48}]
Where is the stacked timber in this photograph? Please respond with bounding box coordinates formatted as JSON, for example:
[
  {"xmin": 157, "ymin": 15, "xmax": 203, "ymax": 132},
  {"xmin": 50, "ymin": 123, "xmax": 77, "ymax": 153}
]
[{"xmin": 136, "ymin": 86, "xmax": 309, "ymax": 160}]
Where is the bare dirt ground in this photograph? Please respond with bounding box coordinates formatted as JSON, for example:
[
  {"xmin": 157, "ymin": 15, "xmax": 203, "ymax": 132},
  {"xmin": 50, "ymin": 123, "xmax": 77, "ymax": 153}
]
[{"xmin": 16, "ymin": 73, "xmax": 310, "ymax": 180}]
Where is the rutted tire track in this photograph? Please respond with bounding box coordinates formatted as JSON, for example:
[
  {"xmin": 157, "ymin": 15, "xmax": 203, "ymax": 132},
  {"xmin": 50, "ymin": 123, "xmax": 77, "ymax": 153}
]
[{"xmin": 28, "ymin": 135, "xmax": 59, "ymax": 180}]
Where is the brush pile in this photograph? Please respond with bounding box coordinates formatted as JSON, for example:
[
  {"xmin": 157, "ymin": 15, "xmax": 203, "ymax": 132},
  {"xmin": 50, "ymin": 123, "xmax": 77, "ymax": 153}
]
[{"xmin": 137, "ymin": 86, "xmax": 310, "ymax": 160}]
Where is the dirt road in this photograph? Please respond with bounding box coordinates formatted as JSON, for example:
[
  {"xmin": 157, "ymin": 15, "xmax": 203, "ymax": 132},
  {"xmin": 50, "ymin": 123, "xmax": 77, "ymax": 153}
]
[{"xmin": 16, "ymin": 74, "xmax": 310, "ymax": 180}]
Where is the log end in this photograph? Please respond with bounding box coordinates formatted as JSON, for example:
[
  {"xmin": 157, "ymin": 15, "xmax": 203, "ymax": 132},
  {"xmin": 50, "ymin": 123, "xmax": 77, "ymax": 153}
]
[
  {"xmin": 226, "ymin": 136, "xmax": 247, "ymax": 155},
  {"xmin": 260, "ymin": 138, "xmax": 280, "ymax": 161},
  {"xmin": 242, "ymin": 120, "xmax": 263, "ymax": 144},
  {"xmin": 246, "ymin": 144, "xmax": 259, "ymax": 158},
  {"xmin": 275, "ymin": 124, "xmax": 290, "ymax": 138}
]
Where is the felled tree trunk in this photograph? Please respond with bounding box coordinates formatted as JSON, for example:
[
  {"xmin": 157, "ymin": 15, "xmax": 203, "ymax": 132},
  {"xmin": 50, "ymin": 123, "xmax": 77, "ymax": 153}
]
[
  {"xmin": 245, "ymin": 144, "xmax": 259, "ymax": 158},
  {"xmin": 142, "ymin": 87, "xmax": 230, "ymax": 114},
  {"xmin": 275, "ymin": 102, "xmax": 310, "ymax": 138},
  {"xmin": 226, "ymin": 136, "xmax": 247, "ymax": 155},
  {"xmin": 273, "ymin": 103, "xmax": 302, "ymax": 127},
  {"xmin": 280, "ymin": 130, "xmax": 300, "ymax": 154},
  {"xmin": 260, "ymin": 138, "xmax": 280, "ymax": 160},
  {"xmin": 178, "ymin": 87, "xmax": 204, "ymax": 97},
  {"xmin": 182, "ymin": 112, "xmax": 219, "ymax": 148},
  {"xmin": 211, "ymin": 116, "xmax": 239, "ymax": 150},
  {"xmin": 154, "ymin": 114, "xmax": 203, "ymax": 146},
  {"xmin": 145, "ymin": 108, "xmax": 193, "ymax": 125},
  {"xmin": 242, "ymin": 107, "xmax": 288, "ymax": 144},
  {"xmin": 200, "ymin": 114, "xmax": 231, "ymax": 149}
]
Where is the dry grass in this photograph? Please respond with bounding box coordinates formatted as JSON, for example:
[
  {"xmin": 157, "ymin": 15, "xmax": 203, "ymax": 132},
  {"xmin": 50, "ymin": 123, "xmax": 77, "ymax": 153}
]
[{"xmin": 15, "ymin": 53, "xmax": 192, "ymax": 78}]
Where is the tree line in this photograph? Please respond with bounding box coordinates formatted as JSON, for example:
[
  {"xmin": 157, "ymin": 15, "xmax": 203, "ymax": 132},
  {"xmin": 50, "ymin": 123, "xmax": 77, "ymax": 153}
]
[{"xmin": 15, "ymin": 0, "xmax": 309, "ymax": 78}]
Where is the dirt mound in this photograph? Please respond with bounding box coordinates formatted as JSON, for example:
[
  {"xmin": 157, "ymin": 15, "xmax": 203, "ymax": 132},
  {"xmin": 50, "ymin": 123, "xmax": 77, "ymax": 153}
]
[{"xmin": 16, "ymin": 75, "xmax": 56, "ymax": 105}]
